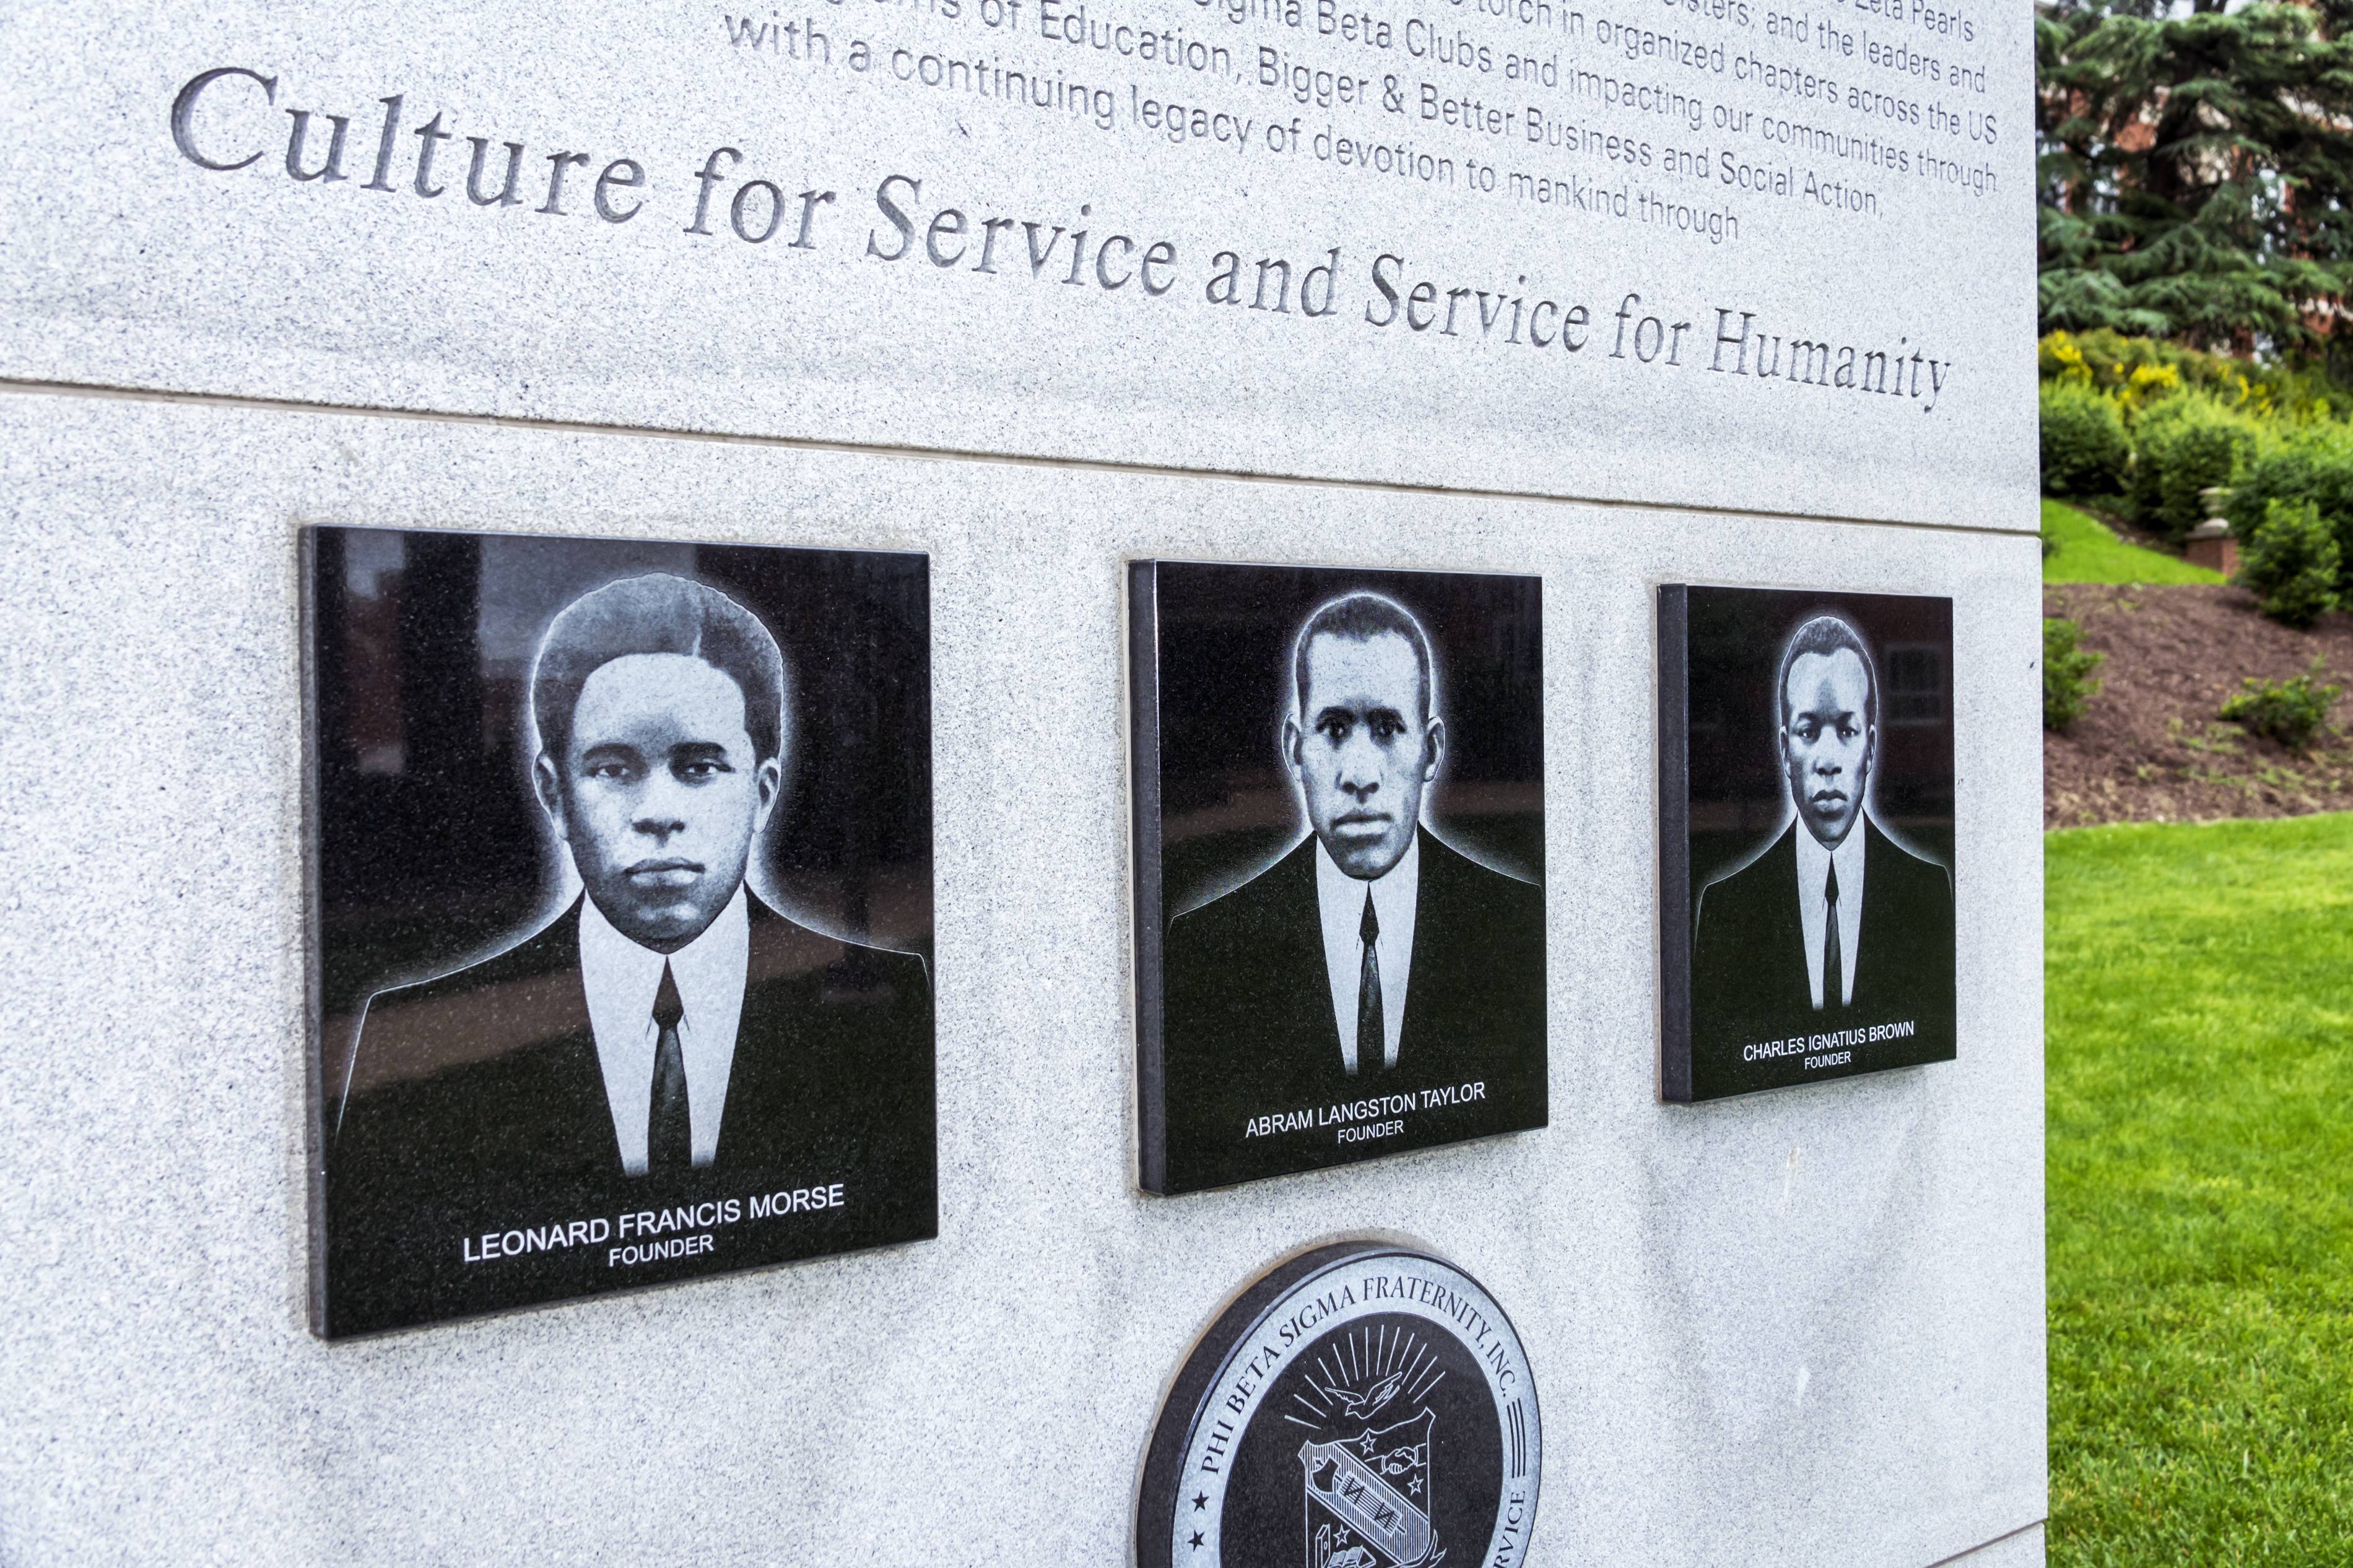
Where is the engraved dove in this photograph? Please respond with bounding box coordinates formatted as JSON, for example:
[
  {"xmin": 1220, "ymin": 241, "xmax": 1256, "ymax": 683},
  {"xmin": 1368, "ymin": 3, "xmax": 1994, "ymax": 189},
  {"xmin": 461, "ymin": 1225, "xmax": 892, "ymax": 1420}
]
[{"xmin": 1313, "ymin": 1368, "xmax": 1407, "ymax": 1423}]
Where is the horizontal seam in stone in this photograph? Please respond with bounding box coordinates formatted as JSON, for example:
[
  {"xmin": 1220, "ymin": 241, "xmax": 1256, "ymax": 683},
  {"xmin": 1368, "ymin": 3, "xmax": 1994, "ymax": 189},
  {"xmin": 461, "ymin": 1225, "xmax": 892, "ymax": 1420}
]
[{"xmin": 0, "ymin": 374, "xmax": 2025, "ymax": 539}]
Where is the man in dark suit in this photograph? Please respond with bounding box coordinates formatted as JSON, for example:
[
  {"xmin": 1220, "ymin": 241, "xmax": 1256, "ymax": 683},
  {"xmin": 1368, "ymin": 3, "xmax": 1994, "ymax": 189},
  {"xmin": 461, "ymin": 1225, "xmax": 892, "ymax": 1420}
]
[
  {"xmin": 1689, "ymin": 613, "xmax": 1955, "ymax": 1098},
  {"xmin": 1156, "ymin": 592, "xmax": 1545, "ymax": 1193},
  {"xmin": 325, "ymin": 574, "xmax": 933, "ymax": 1336}
]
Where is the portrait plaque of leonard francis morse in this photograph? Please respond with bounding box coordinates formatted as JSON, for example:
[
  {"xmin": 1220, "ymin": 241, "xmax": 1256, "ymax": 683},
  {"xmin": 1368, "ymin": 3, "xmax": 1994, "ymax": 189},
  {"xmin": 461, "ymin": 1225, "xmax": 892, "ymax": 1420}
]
[
  {"xmin": 305, "ymin": 528, "xmax": 934, "ymax": 1337},
  {"xmin": 1129, "ymin": 561, "xmax": 1546, "ymax": 1196},
  {"xmin": 1658, "ymin": 586, "xmax": 1957, "ymax": 1102}
]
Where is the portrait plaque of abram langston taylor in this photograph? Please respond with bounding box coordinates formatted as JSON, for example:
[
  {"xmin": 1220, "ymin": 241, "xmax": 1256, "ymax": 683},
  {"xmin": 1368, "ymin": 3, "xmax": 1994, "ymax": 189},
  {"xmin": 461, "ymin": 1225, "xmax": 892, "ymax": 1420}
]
[
  {"xmin": 1129, "ymin": 561, "xmax": 1547, "ymax": 1195},
  {"xmin": 1658, "ymin": 586, "xmax": 1957, "ymax": 1102},
  {"xmin": 305, "ymin": 527, "xmax": 934, "ymax": 1336}
]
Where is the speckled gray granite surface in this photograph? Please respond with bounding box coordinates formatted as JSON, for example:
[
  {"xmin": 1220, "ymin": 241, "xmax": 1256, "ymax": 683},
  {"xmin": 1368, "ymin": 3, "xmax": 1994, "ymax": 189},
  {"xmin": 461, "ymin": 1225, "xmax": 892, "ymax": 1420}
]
[
  {"xmin": 1942, "ymin": 1524, "xmax": 2046, "ymax": 1568},
  {"xmin": 0, "ymin": 0, "xmax": 2034, "ymax": 527},
  {"xmin": 0, "ymin": 397, "xmax": 2042, "ymax": 1566}
]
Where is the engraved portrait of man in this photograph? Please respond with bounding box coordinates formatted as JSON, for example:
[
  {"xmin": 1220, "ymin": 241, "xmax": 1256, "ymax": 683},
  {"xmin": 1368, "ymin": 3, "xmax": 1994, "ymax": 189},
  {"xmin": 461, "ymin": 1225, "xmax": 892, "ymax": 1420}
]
[
  {"xmin": 1687, "ymin": 611, "xmax": 1955, "ymax": 1088},
  {"xmin": 1150, "ymin": 586, "xmax": 1546, "ymax": 1193},
  {"xmin": 320, "ymin": 562, "xmax": 934, "ymax": 1335}
]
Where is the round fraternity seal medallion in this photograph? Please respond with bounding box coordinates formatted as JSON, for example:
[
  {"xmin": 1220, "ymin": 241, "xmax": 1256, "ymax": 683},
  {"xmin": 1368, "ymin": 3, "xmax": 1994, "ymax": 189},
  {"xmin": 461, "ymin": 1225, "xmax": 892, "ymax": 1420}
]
[{"xmin": 1137, "ymin": 1241, "xmax": 1540, "ymax": 1568}]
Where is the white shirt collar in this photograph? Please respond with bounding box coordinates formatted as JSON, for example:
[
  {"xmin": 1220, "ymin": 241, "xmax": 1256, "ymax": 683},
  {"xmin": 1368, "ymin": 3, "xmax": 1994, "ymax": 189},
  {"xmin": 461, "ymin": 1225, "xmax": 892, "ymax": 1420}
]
[
  {"xmin": 1793, "ymin": 817, "xmax": 1868, "ymax": 1010},
  {"xmin": 578, "ymin": 886, "xmax": 751, "ymax": 1174},
  {"xmin": 1314, "ymin": 831, "xmax": 1420, "ymax": 1074}
]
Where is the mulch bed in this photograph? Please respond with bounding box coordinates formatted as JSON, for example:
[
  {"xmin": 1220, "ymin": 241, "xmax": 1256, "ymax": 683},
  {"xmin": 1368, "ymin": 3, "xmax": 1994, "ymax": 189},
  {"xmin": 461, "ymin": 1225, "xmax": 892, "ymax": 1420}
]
[{"xmin": 2045, "ymin": 581, "xmax": 2353, "ymax": 828}]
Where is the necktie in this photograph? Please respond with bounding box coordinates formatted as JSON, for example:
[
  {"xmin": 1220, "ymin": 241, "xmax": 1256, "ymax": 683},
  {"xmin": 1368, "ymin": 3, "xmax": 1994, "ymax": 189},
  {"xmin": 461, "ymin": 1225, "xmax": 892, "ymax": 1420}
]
[
  {"xmin": 648, "ymin": 962, "xmax": 690, "ymax": 1171},
  {"xmin": 1823, "ymin": 859, "xmax": 1843, "ymax": 1011},
  {"xmin": 1358, "ymin": 890, "xmax": 1385, "ymax": 1073}
]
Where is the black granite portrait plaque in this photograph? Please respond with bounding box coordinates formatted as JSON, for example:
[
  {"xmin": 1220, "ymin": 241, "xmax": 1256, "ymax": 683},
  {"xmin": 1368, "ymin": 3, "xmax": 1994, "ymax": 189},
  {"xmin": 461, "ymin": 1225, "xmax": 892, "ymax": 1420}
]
[
  {"xmin": 1137, "ymin": 1240, "xmax": 1541, "ymax": 1568},
  {"xmin": 1658, "ymin": 585, "xmax": 1957, "ymax": 1102},
  {"xmin": 1129, "ymin": 561, "xmax": 1546, "ymax": 1196},
  {"xmin": 304, "ymin": 527, "xmax": 934, "ymax": 1336}
]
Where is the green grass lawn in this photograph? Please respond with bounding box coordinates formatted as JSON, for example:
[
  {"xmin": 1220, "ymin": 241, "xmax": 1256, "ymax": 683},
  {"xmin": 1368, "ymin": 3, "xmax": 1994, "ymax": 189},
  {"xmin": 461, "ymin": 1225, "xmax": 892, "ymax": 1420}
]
[
  {"xmin": 2044, "ymin": 498, "xmax": 2226, "ymax": 586},
  {"xmin": 2049, "ymin": 815, "xmax": 2353, "ymax": 1564}
]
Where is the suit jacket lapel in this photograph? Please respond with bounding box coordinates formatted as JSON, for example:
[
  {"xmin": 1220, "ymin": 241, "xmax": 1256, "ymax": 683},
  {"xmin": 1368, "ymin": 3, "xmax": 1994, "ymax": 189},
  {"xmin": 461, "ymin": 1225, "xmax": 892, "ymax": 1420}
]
[
  {"xmin": 1764, "ymin": 825, "xmax": 1813, "ymax": 1016},
  {"xmin": 1854, "ymin": 818, "xmax": 1908, "ymax": 1010},
  {"xmin": 1278, "ymin": 838, "xmax": 1347, "ymax": 1076},
  {"xmin": 1397, "ymin": 828, "xmax": 1444, "ymax": 1067},
  {"xmin": 456, "ymin": 899, "xmax": 621, "ymax": 1177},
  {"xmin": 713, "ymin": 895, "xmax": 837, "ymax": 1164},
  {"xmin": 542, "ymin": 903, "xmax": 627, "ymax": 1175}
]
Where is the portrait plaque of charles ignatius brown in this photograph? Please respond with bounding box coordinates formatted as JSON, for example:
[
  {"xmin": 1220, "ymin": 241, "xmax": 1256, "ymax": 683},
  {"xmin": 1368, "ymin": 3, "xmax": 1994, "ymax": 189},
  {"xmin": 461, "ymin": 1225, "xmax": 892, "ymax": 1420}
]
[
  {"xmin": 1658, "ymin": 584, "xmax": 1957, "ymax": 1102},
  {"xmin": 1129, "ymin": 560, "xmax": 1547, "ymax": 1195},
  {"xmin": 305, "ymin": 527, "xmax": 934, "ymax": 1336}
]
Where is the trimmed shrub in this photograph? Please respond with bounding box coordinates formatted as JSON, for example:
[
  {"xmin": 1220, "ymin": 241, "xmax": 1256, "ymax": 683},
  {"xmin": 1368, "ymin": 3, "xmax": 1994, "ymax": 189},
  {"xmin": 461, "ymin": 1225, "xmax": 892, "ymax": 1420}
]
[
  {"xmin": 2220, "ymin": 660, "xmax": 2342, "ymax": 750},
  {"xmin": 2238, "ymin": 497, "xmax": 2342, "ymax": 628},
  {"xmin": 2224, "ymin": 430, "xmax": 2353, "ymax": 594},
  {"xmin": 2040, "ymin": 381, "xmax": 2130, "ymax": 496},
  {"xmin": 2042, "ymin": 381, "xmax": 2136, "ymax": 496},
  {"xmin": 2043, "ymin": 618, "xmax": 2105, "ymax": 732},
  {"xmin": 2123, "ymin": 394, "xmax": 2194, "ymax": 522},
  {"xmin": 2162, "ymin": 420, "xmax": 2257, "ymax": 539},
  {"xmin": 2121, "ymin": 394, "xmax": 2264, "ymax": 539}
]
